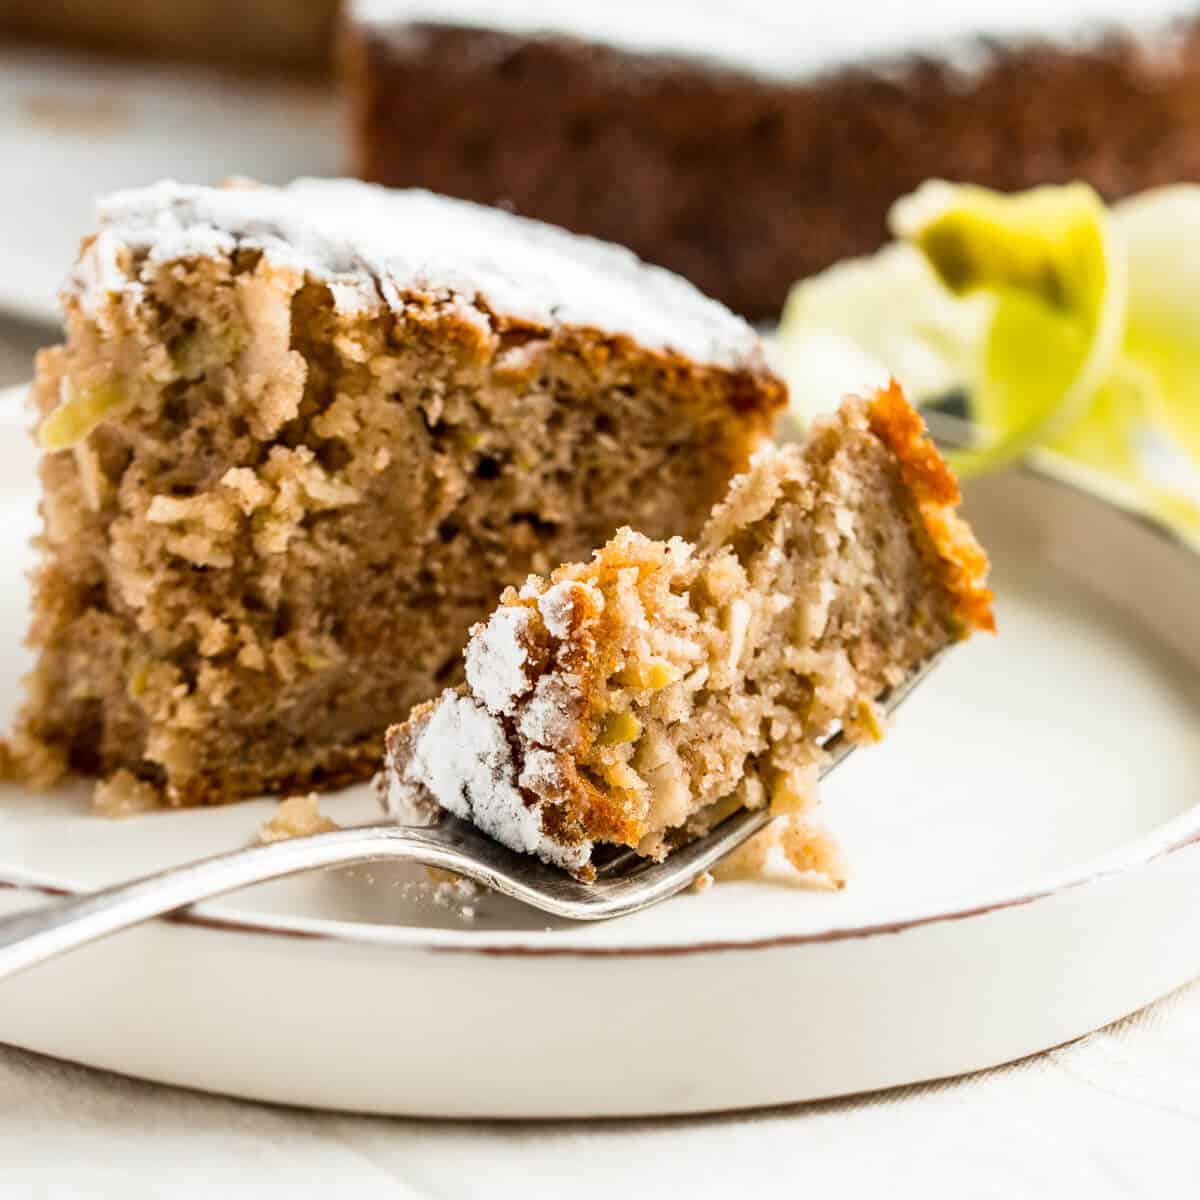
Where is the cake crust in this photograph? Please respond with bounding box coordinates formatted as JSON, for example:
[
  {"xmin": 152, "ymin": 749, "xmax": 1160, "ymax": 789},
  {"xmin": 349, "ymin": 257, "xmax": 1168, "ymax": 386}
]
[{"xmin": 865, "ymin": 382, "xmax": 996, "ymax": 635}]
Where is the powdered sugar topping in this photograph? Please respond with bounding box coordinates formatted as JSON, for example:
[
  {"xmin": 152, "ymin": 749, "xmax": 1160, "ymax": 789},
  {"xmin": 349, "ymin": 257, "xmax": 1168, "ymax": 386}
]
[
  {"xmin": 517, "ymin": 673, "xmax": 583, "ymax": 750},
  {"xmin": 518, "ymin": 748, "xmax": 569, "ymax": 800},
  {"xmin": 393, "ymin": 693, "xmax": 591, "ymax": 871},
  {"xmin": 386, "ymin": 583, "xmax": 601, "ymax": 867},
  {"xmin": 537, "ymin": 580, "xmax": 598, "ymax": 639},
  {"xmin": 464, "ymin": 605, "xmax": 536, "ymax": 716},
  {"xmin": 356, "ymin": 0, "xmax": 1195, "ymax": 83},
  {"xmin": 68, "ymin": 178, "xmax": 763, "ymax": 371}
]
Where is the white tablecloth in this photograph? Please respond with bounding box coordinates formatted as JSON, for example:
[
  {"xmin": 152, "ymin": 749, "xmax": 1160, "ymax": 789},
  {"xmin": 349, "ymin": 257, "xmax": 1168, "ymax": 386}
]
[{"xmin": 2, "ymin": 977, "xmax": 1198, "ymax": 1199}]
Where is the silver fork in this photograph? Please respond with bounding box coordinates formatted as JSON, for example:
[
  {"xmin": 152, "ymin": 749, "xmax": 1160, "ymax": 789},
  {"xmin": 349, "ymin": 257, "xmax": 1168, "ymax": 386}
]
[{"xmin": 0, "ymin": 652, "xmax": 943, "ymax": 980}]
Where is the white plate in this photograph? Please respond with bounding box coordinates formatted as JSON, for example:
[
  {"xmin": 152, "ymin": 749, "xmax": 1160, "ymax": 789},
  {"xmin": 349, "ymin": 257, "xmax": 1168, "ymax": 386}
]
[
  {"xmin": 0, "ymin": 47, "xmax": 343, "ymax": 324},
  {"xmin": 0, "ymin": 383, "xmax": 1198, "ymax": 1117}
]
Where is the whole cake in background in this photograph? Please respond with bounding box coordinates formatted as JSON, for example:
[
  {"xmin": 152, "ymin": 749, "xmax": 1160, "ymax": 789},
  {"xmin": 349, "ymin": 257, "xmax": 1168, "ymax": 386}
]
[
  {"xmin": 346, "ymin": 0, "xmax": 1200, "ymax": 318},
  {"xmin": 385, "ymin": 386, "xmax": 993, "ymax": 878},
  {"xmin": 7, "ymin": 178, "xmax": 781, "ymax": 809},
  {"xmin": 8, "ymin": 2, "xmax": 1197, "ymax": 320}
]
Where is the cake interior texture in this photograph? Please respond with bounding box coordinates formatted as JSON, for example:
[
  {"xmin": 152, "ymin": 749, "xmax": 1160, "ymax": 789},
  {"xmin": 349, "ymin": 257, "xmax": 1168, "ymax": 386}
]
[
  {"xmin": 10, "ymin": 182, "xmax": 781, "ymax": 807},
  {"xmin": 384, "ymin": 386, "xmax": 994, "ymax": 876},
  {"xmin": 347, "ymin": 14, "xmax": 1200, "ymax": 319}
]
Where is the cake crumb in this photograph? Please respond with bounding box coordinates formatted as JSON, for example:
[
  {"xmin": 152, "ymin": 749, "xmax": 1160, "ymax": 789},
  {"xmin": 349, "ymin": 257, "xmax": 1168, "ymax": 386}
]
[
  {"xmin": 430, "ymin": 874, "xmax": 482, "ymax": 908},
  {"xmin": 711, "ymin": 817, "xmax": 846, "ymax": 889},
  {"xmin": 423, "ymin": 869, "xmax": 483, "ymax": 918},
  {"xmin": 689, "ymin": 870, "xmax": 714, "ymax": 894},
  {"xmin": 780, "ymin": 820, "xmax": 848, "ymax": 889},
  {"xmin": 384, "ymin": 869, "xmax": 482, "ymax": 921},
  {"xmin": 259, "ymin": 794, "xmax": 340, "ymax": 843},
  {"xmin": 711, "ymin": 827, "xmax": 775, "ymax": 882},
  {"xmin": 92, "ymin": 770, "xmax": 163, "ymax": 818},
  {"xmin": 3, "ymin": 729, "xmax": 68, "ymax": 790}
]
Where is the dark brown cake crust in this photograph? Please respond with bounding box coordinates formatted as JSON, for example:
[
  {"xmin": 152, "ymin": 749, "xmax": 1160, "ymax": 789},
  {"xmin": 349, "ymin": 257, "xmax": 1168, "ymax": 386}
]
[{"xmin": 347, "ymin": 18, "xmax": 1200, "ymax": 319}]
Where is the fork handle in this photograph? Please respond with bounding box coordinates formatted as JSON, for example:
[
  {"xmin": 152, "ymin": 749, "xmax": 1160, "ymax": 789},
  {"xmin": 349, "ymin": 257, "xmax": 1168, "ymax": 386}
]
[{"xmin": 0, "ymin": 825, "xmax": 449, "ymax": 982}]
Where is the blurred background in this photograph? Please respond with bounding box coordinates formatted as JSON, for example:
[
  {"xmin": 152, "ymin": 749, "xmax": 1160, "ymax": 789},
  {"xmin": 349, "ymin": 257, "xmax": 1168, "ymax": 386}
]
[
  {"xmin": 3, "ymin": 1, "xmax": 1200, "ymax": 521},
  {"xmin": 6, "ymin": 2, "xmax": 1197, "ymax": 356},
  {"xmin": 0, "ymin": 0, "xmax": 346, "ymax": 382}
]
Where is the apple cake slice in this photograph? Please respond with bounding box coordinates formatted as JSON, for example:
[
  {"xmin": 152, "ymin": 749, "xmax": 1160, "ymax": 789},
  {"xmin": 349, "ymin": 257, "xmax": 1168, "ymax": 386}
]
[
  {"xmin": 9, "ymin": 178, "xmax": 782, "ymax": 807},
  {"xmin": 383, "ymin": 385, "xmax": 993, "ymax": 876}
]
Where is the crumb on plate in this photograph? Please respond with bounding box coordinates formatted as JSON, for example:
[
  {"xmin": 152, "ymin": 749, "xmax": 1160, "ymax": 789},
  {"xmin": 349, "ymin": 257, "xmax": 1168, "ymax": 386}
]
[
  {"xmin": 92, "ymin": 769, "xmax": 163, "ymax": 817},
  {"xmin": 259, "ymin": 794, "xmax": 340, "ymax": 843}
]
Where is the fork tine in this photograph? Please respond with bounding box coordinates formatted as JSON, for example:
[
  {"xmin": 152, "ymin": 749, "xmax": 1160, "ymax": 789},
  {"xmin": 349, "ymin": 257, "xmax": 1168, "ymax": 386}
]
[{"xmin": 592, "ymin": 846, "xmax": 643, "ymax": 878}]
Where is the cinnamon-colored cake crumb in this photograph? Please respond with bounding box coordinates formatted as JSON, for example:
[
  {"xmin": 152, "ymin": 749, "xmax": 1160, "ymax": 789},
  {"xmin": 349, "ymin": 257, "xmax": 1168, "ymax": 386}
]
[
  {"xmin": 92, "ymin": 768, "xmax": 163, "ymax": 817},
  {"xmin": 383, "ymin": 386, "xmax": 993, "ymax": 877},
  {"xmin": 707, "ymin": 818, "xmax": 845, "ymax": 889},
  {"xmin": 259, "ymin": 794, "xmax": 340, "ymax": 843},
  {"xmin": 11, "ymin": 178, "xmax": 781, "ymax": 808}
]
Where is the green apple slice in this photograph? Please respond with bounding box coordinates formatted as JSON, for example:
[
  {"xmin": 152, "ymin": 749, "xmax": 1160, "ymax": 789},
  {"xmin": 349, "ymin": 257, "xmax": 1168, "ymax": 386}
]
[
  {"xmin": 774, "ymin": 178, "xmax": 1200, "ymax": 538},
  {"xmin": 891, "ymin": 180, "xmax": 1126, "ymax": 476},
  {"xmin": 1113, "ymin": 185, "xmax": 1200, "ymax": 461},
  {"xmin": 775, "ymin": 243, "xmax": 990, "ymax": 427}
]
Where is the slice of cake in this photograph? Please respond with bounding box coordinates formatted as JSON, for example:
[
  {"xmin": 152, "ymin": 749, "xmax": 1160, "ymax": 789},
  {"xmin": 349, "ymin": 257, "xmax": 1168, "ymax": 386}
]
[
  {"xmin": 383, "ymin": 385, "xmax": 994, "ymax": 876},
  {"xmin": 346, "ymin": 1, "xmax": 1200, "ymax": 319},
  {"xmin": 10, "ymin": 178, "xmax": 782, "ymax": 806}
]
